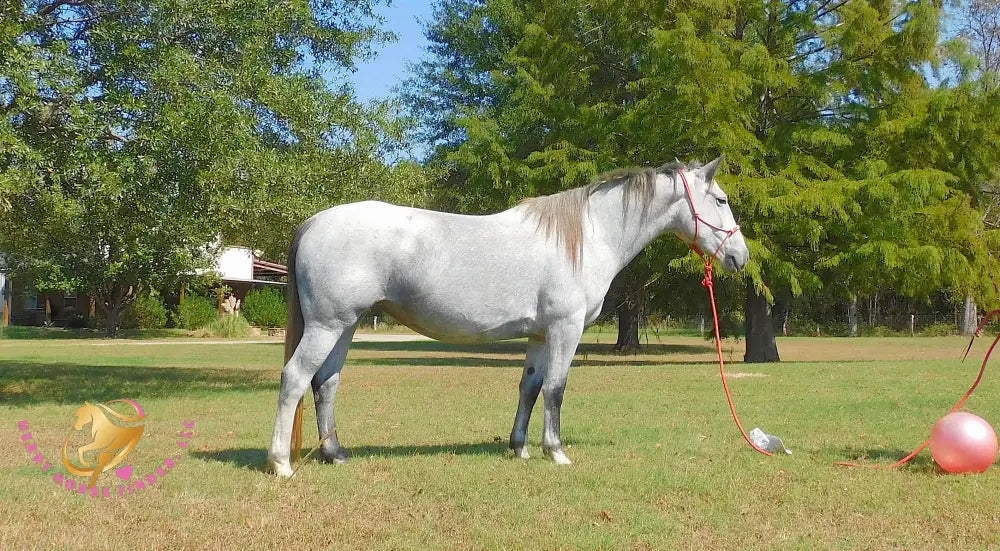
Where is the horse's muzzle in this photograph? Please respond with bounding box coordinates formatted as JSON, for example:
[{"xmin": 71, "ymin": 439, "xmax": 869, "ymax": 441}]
[{"xmin": 723, "ymin": 253, "xmax": 747, "ymax": 272}]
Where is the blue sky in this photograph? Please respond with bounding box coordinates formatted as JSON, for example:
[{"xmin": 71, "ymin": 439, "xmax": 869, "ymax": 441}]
[{"xmin": 344, "ymin": 2, "xmax": 436, "ymax": 103}]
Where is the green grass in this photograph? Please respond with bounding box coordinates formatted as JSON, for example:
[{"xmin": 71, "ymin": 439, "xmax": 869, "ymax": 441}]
[
  {"xmin": 0, "ymin": 325, "xmax": 193, "ymax": 340},
  {"xmin": 2, "ymin": 336, "xmax": 1000, "ymax": 549}
]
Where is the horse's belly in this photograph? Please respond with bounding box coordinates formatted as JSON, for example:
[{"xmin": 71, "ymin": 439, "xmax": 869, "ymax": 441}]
[{"xmin": 376, "ymin": 294, "xmax": 539, "ymax": 344}]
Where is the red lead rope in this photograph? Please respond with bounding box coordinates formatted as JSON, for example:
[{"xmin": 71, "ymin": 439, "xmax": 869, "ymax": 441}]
[
  {"xmin": 676, "ymin": 167, "xmax": 772, "ymax": 456},
  {"xmin": 834, "ymin": 310, "xmax": 999, "ymax": 468},
  {"xmin": 702, "ymin": 260, "xmax": 775, "ymax": 456},
  {"xmin": 681, "ymin": 167, "xmax": 997, "ymax": 465},
  {"xmin": 703, "ymin": 258, "xmax": 998, "ymax": 465}
]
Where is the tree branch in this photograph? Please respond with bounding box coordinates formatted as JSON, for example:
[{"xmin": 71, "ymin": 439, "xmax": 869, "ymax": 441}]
[
  {"xmin": 37, "ymin": 0, "xmax": 83, "ymax": 17},
  {"xmin": 790, "ymin": 44, "xmax": 827, "ymax": 62},
  {"xmin": 817, "ymin": 0, "xmax": 851, "ymax": 19}
]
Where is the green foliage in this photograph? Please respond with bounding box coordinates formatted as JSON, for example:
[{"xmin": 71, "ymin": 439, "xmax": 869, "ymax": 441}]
[
  {"xmin": 242, "ymin": 288, "xmax": 287, "ymax": 328},
  {"xmin": 0, "ymin": 0, "xmax": 430, "ymax": 336},
  {"xmin": 921, "ymin": 323, "xmax": 958, "ymax": 337},
  {"xmin": 175, "ymin": 294, "xmax": 217, "ymax": 330},
  {"xmin": 202, "ymin": 314, "xmax": 252, "ymax": 339},
  {"xmin": 121, "ymin": 292, "xmax": 168, "ymax": 330},
  {"xmin": 408, "ymin": 0, "xmax": 1000, "ymax": 357}
]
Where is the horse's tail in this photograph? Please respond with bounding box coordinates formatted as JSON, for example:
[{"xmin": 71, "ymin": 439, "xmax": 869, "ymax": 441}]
[{"xmin": 286, "ymin": 219, "xmax": 310, "ymax": 464}]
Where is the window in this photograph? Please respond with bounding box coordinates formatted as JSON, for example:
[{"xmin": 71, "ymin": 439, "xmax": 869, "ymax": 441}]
[
  {"xmin": 64, "ymin": 290, "xmax": 77, "ymax": 300},
  {"xmin": 24, "ymin": 292, "xmax": 42, "ymax": 311}
]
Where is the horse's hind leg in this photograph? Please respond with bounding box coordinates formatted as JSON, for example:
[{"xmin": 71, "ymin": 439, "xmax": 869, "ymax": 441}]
[
  {"xmin": 268, "ymin": 325, "xmax": 342, "ymax": 477},
  {"xmin": 312, "ymin": 321, "xmax": 359, "ymax": 464},
  {"xmin": 510, "ymin": 338, "xmax": 544, "ymax": 459}
]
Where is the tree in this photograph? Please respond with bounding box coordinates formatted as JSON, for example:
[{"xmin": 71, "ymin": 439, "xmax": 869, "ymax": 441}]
[
  {"xmin": 956, "ymin": 0, "xmax": 1000, "ymax": 333},
  {"xmin": 0, "ymin": 0, "xmax": 420, "ymax": 335},
  {"xmin": 409, "ymin": 0, "xmax": 992, "ymax": 360},
  {"xmin": 962, "ymin": 0, "xmax": 1000, "ymax": 75}
]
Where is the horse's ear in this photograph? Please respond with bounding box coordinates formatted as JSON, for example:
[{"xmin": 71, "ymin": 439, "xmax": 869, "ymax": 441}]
[{"xmin": 700, "ymin": 155, "xmax": 724, "ymax": 182}]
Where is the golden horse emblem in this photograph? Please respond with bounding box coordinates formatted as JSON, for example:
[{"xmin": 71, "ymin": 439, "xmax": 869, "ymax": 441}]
[{"xmin": 61, "ymin": 399, "xmax": 146, "ymax": 488}]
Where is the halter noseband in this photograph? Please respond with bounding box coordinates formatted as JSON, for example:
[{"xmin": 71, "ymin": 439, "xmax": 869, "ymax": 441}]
[{"xmin": 677, "ymin": 168, "xmax": 742, "ymax": 263}]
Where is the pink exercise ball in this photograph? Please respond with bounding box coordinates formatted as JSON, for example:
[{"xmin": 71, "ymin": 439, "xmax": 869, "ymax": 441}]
[{"xmin": 930, "ymin": 412, "xmax": 998, "ymax": 474}]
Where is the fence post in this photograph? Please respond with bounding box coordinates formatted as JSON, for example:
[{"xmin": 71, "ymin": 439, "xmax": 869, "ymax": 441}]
[{"xmin": 910, "ymin": 314, "xmax": 915, "ymax": 336}]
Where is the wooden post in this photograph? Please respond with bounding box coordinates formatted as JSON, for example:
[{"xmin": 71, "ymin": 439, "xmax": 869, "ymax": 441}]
[
  {"xmin": 910, "ymin": 314, "xmax": 915, "ymax": 336},
  {"xmin": 0, "ymin": 274, "xmax": 6, "ymax": 328},
  {"xmin": 45, "ymin": 296, "xmax": 52, "ymax": 324},
  {"xmin": 179, "ymin": 285, "xmax": 186, "ymax": 307}
]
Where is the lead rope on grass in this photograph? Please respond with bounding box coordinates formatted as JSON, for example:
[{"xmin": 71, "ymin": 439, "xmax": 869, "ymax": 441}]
[
  {"xmin": 701, "ymin": 258, "xmax": 774, "ymax": 457},
  {"xmin": 834, "ymin": 309, "xmax": 1000, "ymax": 469},
  {"xmin": 289, "ymin": 427, "xmax": 337, "ymax": 479}
]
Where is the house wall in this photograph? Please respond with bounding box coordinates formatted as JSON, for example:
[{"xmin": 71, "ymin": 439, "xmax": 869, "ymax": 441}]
[
  {"xmin": 216, "ymin": 247, "xmax": 254, "ymax": 282},
  {"xmin": 8, "ymin": 278, "xmax": 91, "ymax": 326}
]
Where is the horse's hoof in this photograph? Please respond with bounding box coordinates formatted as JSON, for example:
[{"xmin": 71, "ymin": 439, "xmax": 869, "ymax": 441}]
[
  {"xmin": 545, "ymin": 448, "xmax": 573, "ymax": 465},
  {"xmin": 269, "ymin": 460, "xmax": 295, "ymax": 478},
  {"xmin": 321, "ymin": 447, "xmax": 350, "ymax": 464},
  {"xmin": 511, "ymin": 446, "xmax": 530, "ymax": 460},
  {"xmin": 267, "ymin": 453, "xmax": 295, "ymax": 478}
]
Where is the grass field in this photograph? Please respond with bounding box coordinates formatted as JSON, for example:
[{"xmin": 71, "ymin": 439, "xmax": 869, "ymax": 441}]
[{"xmin": 3, "ymin": 334, "xmax": 1000, "ymax": 550}]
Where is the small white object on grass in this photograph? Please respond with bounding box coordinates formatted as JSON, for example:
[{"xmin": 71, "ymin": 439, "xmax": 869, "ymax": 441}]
[{"xmin": 750, "ymin": 427, "xmax": 792, "ymax": 455}]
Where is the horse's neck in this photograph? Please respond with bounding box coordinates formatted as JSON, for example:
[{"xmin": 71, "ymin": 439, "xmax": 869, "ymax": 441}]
[
  {"xmin": 84, "ymin": 410, "xmax": 99, "ymax": 436},
  {"xmin": 583, "ymin": 183, "xmax": 687, "ymax": 275}
]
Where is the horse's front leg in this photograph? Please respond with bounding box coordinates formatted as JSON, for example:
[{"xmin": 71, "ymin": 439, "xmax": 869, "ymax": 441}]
[
  {"xmin": 541, "ymin": 317, "xmax": 584, "ymax": 465},
  {"xmin": 77, "ymin": 442, "xmax": 97, "ymax": 467},
  {"xmin": 510, "ymin": 338, "xmax": 544, "ymax": 459}
]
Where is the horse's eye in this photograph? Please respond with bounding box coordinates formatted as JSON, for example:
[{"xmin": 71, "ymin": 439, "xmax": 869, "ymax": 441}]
[{"xmin": 716, "ymin": 197, "xmax": 728, "ymax": 206}]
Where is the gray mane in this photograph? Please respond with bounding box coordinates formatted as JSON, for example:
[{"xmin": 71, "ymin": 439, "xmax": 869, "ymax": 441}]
[{"xmin": 519, "ymin": 161, "xmax": 691, "ymax": 265}]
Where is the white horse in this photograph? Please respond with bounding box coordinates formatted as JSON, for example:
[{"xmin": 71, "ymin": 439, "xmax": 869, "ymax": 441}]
[{"xmin": 267, "ymin": 156, "xmax": 748, "ymax": 477}]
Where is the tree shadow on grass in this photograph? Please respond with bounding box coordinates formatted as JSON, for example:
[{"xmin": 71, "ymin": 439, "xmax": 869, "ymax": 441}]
[
  {"xmin": 194, "ymin": 442, "xmax": 508, "ymax": 472},
  {"xmin": 0, "ymin": 361, "xmax": 278, "ymax": 406},
  {"xmin": 833, "ymin": 447, "xmax": 937, "ymax": 471},
  {"xmin": 350, "ymin": 340, "xmax": 714, "ymax": 357},
  {"xmin": 345, "ymin": 356, "xmax": 692, "ymax": 368},
  {"xmin": 346, "ymin": 341, "xmax": 716, "ymax": 369}
]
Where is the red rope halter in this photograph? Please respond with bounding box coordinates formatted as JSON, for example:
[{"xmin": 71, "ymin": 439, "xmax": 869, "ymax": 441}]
[{"xmin": 677, "ymin": 169, "xmax": 741, "ymax": 260}]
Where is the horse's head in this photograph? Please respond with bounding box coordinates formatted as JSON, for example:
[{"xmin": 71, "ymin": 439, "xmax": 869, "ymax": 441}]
[
  {"xmin": 72, "ymin": 402, "xmax": 95, "ymax": 431},
  {"xmin": 671, "ymin": 156, "xmax": 749, "ymax": 272}
]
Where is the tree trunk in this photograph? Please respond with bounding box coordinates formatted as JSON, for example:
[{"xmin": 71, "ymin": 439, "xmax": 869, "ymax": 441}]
[
  {"xmin": 612, "ymin": 250, "xmax": 647, "ymax": 353},
  {"xmin": 744, "ymin": 283, "xmax": 780, "ymax": 363},
  {"xmin": 614, "ymin": 301, "xmax": 641, "ymax": 352},
  {"xmin": 959, "ymin": 294, "xmax": 977, "ymax": 336},
  {"xmin": 105, "ymin": 305, "xmax": 121, "ymax": 337},
  {"xmin": 95, "ymin": 284, "xmax": 129, "ymax": 337},
  {"xmin": 848, "ymin": 296, "xmax": 858, "ymax": 337}
]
